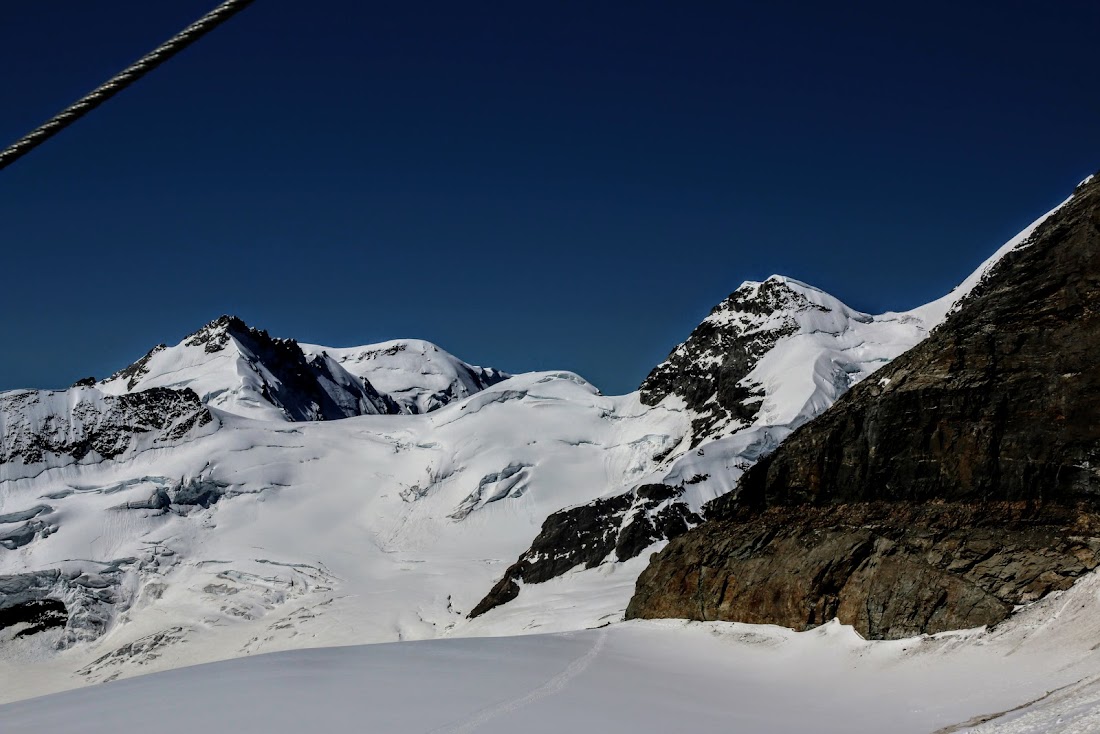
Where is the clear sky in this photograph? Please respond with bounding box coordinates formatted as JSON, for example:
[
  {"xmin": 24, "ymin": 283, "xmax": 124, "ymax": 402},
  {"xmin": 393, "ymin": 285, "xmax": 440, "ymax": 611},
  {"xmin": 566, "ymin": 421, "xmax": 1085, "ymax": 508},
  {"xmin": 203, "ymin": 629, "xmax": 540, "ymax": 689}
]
[{"xmin": 2, "ymin": 1, "xmax": 1097, "ymax": 394}]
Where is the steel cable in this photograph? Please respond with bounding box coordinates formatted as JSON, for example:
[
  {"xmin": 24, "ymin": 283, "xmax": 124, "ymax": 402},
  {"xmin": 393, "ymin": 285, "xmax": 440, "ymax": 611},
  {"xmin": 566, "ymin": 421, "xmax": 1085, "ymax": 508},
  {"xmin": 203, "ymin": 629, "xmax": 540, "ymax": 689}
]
[{"xmin": 0, "ymin": 0, "xmax": 255, "ymax": 171}]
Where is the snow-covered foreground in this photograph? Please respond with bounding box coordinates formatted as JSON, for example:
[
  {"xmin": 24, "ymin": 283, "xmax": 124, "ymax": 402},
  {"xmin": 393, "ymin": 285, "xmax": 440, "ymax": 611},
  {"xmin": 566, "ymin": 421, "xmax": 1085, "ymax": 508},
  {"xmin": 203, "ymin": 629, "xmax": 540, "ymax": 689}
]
[{"xmin": 7, "ymin": 568, "xmax": 1100, "ymax": 734}]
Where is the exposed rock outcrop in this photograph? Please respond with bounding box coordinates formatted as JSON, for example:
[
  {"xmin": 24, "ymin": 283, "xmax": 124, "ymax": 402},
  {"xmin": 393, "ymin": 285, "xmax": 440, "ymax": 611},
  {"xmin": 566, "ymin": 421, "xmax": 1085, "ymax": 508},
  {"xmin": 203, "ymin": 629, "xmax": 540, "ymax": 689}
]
[
  {"xmin": 641, "ymin": 278, "xmax": 853, "ymax": 442},
  {"xmin": 627, "ymin": 502, "xmax": 1100, "ymax": 638},
  {"xmin": 103, "ymin": 344, "xmax": 167, "ymax": 390},
  {"xmin": 469, "ymin": 484, "xmax": 699, "ymax": 618},
  {"xmin": 0, "ymin": 386, "xmax": 214, "ymax": 480},
  {"xmin": 628, "ymin": 174, "xmax": 1100, "ymax": 638}
]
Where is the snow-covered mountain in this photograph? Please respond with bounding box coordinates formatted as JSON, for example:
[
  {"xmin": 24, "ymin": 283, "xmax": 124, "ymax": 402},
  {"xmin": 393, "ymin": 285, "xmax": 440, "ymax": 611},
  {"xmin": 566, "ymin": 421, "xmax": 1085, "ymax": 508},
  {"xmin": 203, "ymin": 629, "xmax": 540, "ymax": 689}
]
[
  {"xmin": 465, "ymin": 276, "xmax": 942, "ymax": 623},
  {"xmin": 0, "ymin": 184, "xmax": 1080, "ymax": 703},
  {"xmin": 97, "ymin": 316, "xmax": 507, "ymax": 421}
]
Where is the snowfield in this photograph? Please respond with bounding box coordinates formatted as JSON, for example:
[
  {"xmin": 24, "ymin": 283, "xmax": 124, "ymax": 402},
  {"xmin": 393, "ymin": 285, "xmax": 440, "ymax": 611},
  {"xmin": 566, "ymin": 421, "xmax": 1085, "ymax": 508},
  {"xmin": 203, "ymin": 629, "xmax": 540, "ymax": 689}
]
[
  {"xmin": 0, "ymin": 370, "xmax": 691, "ymax": 702},
  {"xmin": 6, "ymin": 570, "xmax": 1100, "ymax": 734}
]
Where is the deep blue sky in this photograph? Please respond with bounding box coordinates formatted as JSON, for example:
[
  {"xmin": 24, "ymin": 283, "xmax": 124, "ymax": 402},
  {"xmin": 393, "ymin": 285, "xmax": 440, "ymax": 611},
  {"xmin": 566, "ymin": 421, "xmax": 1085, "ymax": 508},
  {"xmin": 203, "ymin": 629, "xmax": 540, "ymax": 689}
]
[{"xmin": 2, "ymin": 1, "xmax": 1097, "ymax": 394}]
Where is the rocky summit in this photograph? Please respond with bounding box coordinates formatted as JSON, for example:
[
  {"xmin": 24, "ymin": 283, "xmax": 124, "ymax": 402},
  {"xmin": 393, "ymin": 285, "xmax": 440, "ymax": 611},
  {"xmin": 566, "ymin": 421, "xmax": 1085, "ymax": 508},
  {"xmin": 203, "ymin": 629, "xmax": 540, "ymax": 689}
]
[{"xmin": 627, "ymin": 174, "xmax": 1100, "ymax": 639}]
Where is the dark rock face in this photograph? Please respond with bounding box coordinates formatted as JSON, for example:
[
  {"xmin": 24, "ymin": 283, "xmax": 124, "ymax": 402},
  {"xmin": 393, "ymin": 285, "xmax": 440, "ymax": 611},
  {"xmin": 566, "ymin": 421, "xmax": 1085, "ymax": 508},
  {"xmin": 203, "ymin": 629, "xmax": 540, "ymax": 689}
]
[
  {"xmin": 628, "ymin": 174, "xmax": 1100, "ymax": 638},
  {"xmin": 640, "ymin": 279, "xmax": 852, "ymax": 442},
  {"xmin": 469, "ymin": 484, "xmax": 700, "ymax": 618},
  {"xmin": 0, "ymin": 387, "xmax": 213, "ymax": 470},
  {"xmin": 627, "ymin": 502, "xmax": 1100, "ymax": 638},
  {"xmin": 614, "ymin": 484, "xmax": 701, "ymax": 562}
]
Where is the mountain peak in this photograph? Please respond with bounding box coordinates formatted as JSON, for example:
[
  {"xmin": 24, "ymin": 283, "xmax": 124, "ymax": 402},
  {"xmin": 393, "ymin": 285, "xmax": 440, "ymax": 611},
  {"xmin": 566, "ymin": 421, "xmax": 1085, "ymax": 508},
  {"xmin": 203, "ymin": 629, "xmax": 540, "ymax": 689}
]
[
  {"xmin": 716, "ymin": 275, "xmax": 869, "ymax": 325},
  {"xmin": 640, "ymin": 273, "xmax": 886, "ymax": 441},
  {"xmin": 97, "ymin": 317, "xmax": 508, "ymax": 421},
  {"xmin": 182, "ymin": 315, "xmax": 272, "ymax": 355}
]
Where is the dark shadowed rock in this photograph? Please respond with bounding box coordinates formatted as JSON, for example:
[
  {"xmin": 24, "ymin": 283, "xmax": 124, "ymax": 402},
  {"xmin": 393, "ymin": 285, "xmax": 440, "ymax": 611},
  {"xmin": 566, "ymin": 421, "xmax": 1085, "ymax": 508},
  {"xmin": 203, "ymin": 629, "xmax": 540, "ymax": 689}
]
[
  {"xmin": 627, "ymin": 502, "xmax": 1100, "ymax": 638},
  {"xmin": 469, "ymin": 484, "xmax": 700, "ymax": 618},
  {"xmin": 639, "ymin": 279, "xmax": 824, "ymax": 443},
  {"xmin": 628, "ymin": 174, "xmax": 1100, "ymax": 638},
  {"xmin": 0, "ymin": 598, "xmax": 67, "ymax": 638}
]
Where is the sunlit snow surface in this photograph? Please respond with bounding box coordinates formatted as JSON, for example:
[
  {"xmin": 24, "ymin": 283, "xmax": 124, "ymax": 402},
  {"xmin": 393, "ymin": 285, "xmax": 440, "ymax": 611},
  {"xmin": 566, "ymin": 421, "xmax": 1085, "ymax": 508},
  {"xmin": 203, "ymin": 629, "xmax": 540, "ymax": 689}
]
[
  {"xmin": 0, "ymin": 372, "xmax": 692, "ymax": 701},
  {"xmin": 7, "ymin": 571, "xmax": 1100, "ymax": 734}
]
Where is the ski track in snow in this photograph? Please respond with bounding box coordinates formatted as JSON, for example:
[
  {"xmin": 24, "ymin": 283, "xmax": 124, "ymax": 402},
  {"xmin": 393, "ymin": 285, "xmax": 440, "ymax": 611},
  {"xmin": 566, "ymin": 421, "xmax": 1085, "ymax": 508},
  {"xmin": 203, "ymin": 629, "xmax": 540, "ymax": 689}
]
[{"xmin": 429, "ymin": 629, "xmax": 608, "ymax": 734}]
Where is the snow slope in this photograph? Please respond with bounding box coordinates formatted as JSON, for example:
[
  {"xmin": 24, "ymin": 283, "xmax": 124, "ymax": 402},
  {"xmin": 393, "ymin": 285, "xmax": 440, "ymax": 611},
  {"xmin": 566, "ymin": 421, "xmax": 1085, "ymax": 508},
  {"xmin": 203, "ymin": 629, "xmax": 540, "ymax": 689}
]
[
  {"xmin": 0, "ymin": 184, "xmax": 1085, "ymax": 705},
  {"xmin": 0, "ymin": 385, "xmax": 215, "ymax": 483},
  {"xmin": 0, "ymin": 372, "xmax": 689, "ymax": 702},
  {"xmin": 6, "ymin": 568, "xmax": 1100, "ymax": 734},
  {"xmin": 301, "ymin": 339, "xmax": 508, "ymax": 414}
]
